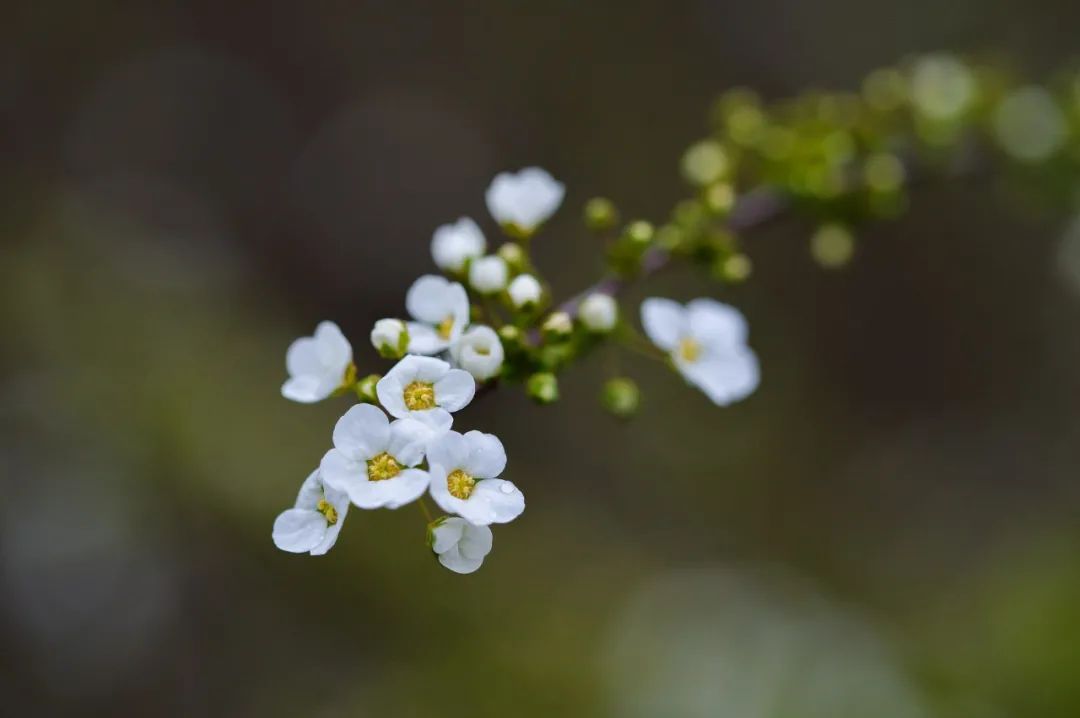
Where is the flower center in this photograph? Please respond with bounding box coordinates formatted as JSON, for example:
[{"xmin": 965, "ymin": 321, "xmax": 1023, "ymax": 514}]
[
  {"xmin": 316, "ymin": 497, "xmax": 338, "ymax": 525},
  {"xmin": 678, "ymin": 337, "xmax": 702, "ymax": 363},
  {"xmin": 403, "ymin": 381, "xmax": 436, "ymax": 410},
  {"xmin": 367, "ymin": 452, "xmax": 402, "ymax": 481},
  {"xmin": 447, "ymin": 469, "xmax": 476, "ymax": 499},
  {"xmin": 437, "ymin": 316, "xmax": 455, "ymax": 340}
]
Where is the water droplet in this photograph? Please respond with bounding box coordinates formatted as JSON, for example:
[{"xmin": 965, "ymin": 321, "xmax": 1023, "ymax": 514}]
[{"xmin": 499, "ymin": 482, "xmax": 516, "ymax": 494}]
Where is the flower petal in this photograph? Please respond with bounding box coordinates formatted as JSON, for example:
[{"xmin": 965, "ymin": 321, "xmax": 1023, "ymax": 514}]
[
  {"xmin": 427, "ymin": 463, "xmax": 470, "ymax": 517},
  {"xmin": 388, "ymin": 417, "xmax": 438, "ymax": 466},
  {"xmin": 281, "ymin": 375, "xmax": 327, "ymax": 403},
  {"xmin": 686, "ymin": 298, "xmax": 748, "ymax": 349},
  {"xmin": 314, "ymin": 321, "xmax": 352, "ymax": 368},
  {"xmin": 680, "ymin": 348, "xmax": 760, "ymax": 406},
  {"xmin": 319, "ymin": 448, "xmax": 365, "ymax": 495},
  {"xmin": 272, "ymin": 509, "xmax": 326, "ymax": 554},
  {"xmin": 286, "ymin": 337, "xmax": 321, "ymax": 377},
  {"xmin": 406, "ymin": 275, "xmax": 454, "ymax": 324},
  {"xmin": 427, "ymin": 431, "xmax": 469, "ymax": 473},
  {"xmin": 641, "ymin": 298, "xmax": 686, "ymax": 351},
  {"xmin": 348, "ymin": 468, "xmax": 430, "ymax": 509},
  {"xmin": 332, "ymin": 404, "xmax": 390, "ymax": 459},
  {"xmin": 434, "ymin": 369, "xmax": 476, "ymax": 412},
  {"xmin": 405, "ymin": 322, "xmax": 448, "ymax": 355},
  {"xmin": 294, "ymin": 468, "xmax": 324, "ymax": 510},
  {"xmin": 438, "ymin": 545, "xmax": 485, "ymax": 574},
  {"xmin": 461, "ymin": 479, "xmax": 525, "ymax": 525},
  {"xmin": 461, "ymin": 430, "xmax": 506, "ymax": 479},
  {"xmin": 431, "ymin": 517, "xmax": 466, "ymax": 553},
  {"xmin": 458, "ymin": 522, "xmax": 494, "ymax": 559},
  {"xmin": 311, "ymin": 490, "xmax": 349, "ymax": 556}
]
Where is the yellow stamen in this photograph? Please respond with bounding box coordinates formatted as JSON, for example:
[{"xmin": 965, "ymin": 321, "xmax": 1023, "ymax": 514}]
[
  {"xmin": 316, "ymin": 498, "xmax": 339, "ymax": 525},
  {"xmin": 367, "ymin": 452, "xmax": 402, "ymax": 481},
  {"xmin": 678, "ymin": 338, "xmax": 702, "ymax": 363},
  {"xmin": 437, "ymin": 316, "xmax": 455, "ymax": 340},
  {"xmin": 404, "ymin": 381, "xmax": 436, "ymax": 410},
  {"xmin": 447, "ymin": 469, "xmax": 476, "ymax": 499}
]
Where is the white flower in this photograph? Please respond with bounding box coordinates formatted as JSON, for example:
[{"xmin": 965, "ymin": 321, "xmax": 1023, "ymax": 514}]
[
  {"xmin": 377, "ymin": 355, "xmax": 475, "ymax": 422},
  {"xmin": 508, "ymin": 273, "xmax": 543, "ymax": 308},
  {"xmin": 320, "ymin": 404, "xmax": 433, "ymax": 509},
  {"xmin": 281, "ymin": 321, "xmax": 353, "ymax": 403},
  {"xmin": 578, "ymin": 293, "xmax": 618, "ymax": 332},
  {"xmin": 431, "ymin": 517, "xmax": 493, "ymax": 574},
  {"xmin": 405, "ymin": 275, "xmax": 470, "ymax": 355},
  {"xmin": 427, "ymin": 430, "xmax": 524, "ymax": 526},
  {"xmin": 272, "ymin": 469, "xmax": 349, "ymax": 555},
  {"xmin": 431, "ymin": 217, "xmax": 486, "ymax": 272},
  {"xmin": 450, "ymin": 325, "xmax": 504, "ymax": 381},
  {"xmin": 641, "ymin": 297, "xmax": 759, "ymax": 406},
  {"xmin": 485, "ymin": 167, "xmax": 565, "ymax": 235},
  {"xmin": 468, "ymin": 255, "xmax": 509, "ymax": 294},
  {"xmin": 370, "ymin": 318, "xmax": 409, "ymax": 359}
]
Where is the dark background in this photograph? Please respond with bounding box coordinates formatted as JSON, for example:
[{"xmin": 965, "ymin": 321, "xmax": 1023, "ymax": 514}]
[{"xmin": 2, "ymin": 2, "xmax": 1079, "ymax": 716}]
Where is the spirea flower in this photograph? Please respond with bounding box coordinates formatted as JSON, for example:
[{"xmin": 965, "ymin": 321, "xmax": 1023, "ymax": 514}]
[
  {"xmin": 431, "ymin": 217, "xmax": 486, "ymax": 273},
  {"xmin": 641, "ymin": 297, "xmax": 759, "ymax": 406},
  {"xmin": 370, "ymin": 318, "xmax": 409, "ymax": 359},
  {"xmin": 469, "ymin": 255, "xmax": 509, "ymax": 294},
  {"xmin": 485, "ymin": 167, "xmax": 565, "ymax": 237},
  {"xmin": 427, "ymin": 430, "xmax": 524, "ymax": 526},
  {"xmin": 320, "ymin": 404, "xmax": 432, "ymax": 509},
  {"xmin": 377, "ymin": 355, "xmax": 475, "ymax": 422},
  {"xmin": 405, "ymin": 275, "xmax": 470, "ymax": 355},
  {"xmin": 450, "ymin": 325, "xmax": 504, "ymax": 381},
  {"xmin": 578, "ymin": 293, "xmax": 618, "ymax": 332},
  {"xmin": 281, "ymin": 321, "xmax": 354, "ymax": 403},
  {"xmin": 272, "ymin": 469, "xmax": 350, "ymax": 555},
  {"xmin": 508, "ymin": 273, "xmax": 543, "ymax": 309},
  {"xmin": 430, "ymin": 517, "xmax": 493, "ymax": 574}
]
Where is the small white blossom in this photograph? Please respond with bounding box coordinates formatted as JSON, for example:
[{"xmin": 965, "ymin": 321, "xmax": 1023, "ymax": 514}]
[
  {"xmin": 427, "ymin": 430, "xmax": 524, "ymax": 526},
  {"xmin": 450, "ymin": 325, "xmax": 504, "ymax": 381},
  {"xmin": 272, "ymin": 469, "xmax": 350, "ymax": 555},
  {"xmin": 485, "ymin": 167, "xmax": 565, "ymax": 235},
  {"xmin": 508, "ymin": 273, "xmax": 543, "ymax": 308},
  {"xmin": 377, "ymin": 355, "xmax": 475, "ymax": 422},
  {"xmin": 431, "ymin": 217, "xmax": 486, "ymax": 273},
  {"xmin": 579, "ymin": 293, "xmax": 618, "ymax": 332},
  {"xmin": 469, "ymin": 255, "xmax": 509, "ymax": 294},
  {"xmin": 405, "ymin": 275, "xmax": 470, "ymax": 355},
  {"xmin": 320, "ymin": 404, "xmax": 433, "ymax": 509},
  {"xmin": 281, "ymin": 321, "xmax": 353, "ymax": 403},
  {"xmin": 542, "ymin": 311, "xmax": 573, "ymax": 336},
  {"xmin": 431, "ymin": 517, "xmax": 493, "ymax": 574},
  {"xmin": 641, "ymin": 297, "xmax": 759, "ymax": 406},
  {"xmin": 370, "ymin": 318, "xmax": 409, "ymax": 359}
]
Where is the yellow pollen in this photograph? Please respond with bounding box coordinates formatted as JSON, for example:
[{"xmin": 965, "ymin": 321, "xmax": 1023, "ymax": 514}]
[
  {"xmin": 678, "ymin": 338, "xmax": 702, "ymax": 363},
  {"xmin": 447, "ymin": 469, "xmax": 476, "ymax": 499},
  {"xmin": 367, "ymin": 452, "xmax": 402, "ymax": 482},
  {"xmin": 316, "ymin": 498, "xmax": 338, "ymax": 525},
  {"xmin": 437, "ymin": 316, "xmax": 455, "ymax": 340},
  {"xmin": 403, "ymin": 381, "xmax": 436, "ymax": 410}
]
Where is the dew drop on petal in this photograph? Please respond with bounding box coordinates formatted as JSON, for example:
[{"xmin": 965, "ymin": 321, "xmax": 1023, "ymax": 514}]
[{"xmin": 499, "ymin": 482, "xmax": 516, "ymax": 494}]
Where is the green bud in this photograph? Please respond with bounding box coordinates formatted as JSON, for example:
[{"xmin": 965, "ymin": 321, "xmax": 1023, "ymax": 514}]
[
  {"xmin": 497, "ymin": 242, "xmax": 528, "ymax": 271},
  {"xmin": 717, "ymin": 253, "xmax": 752, "ymax": 282},
  {"xmin": 584, "ymin": 197, "xmax": 619, "ymax": 232},
  {"xmin": 703, "ymin": 182, "xmax": 736, "ymax": 215},
  {"xmin": 623, "ymin": 220, "xmax": 654, "ymax": 247},
  {"xmin": 681, "ymin": 140, "xmax": 730, "ymax": 186},
  {"xmin": 498, "ymin": 324, "xmax": 523, "ymax": 347},
  {"xmin": 810, "ymin": 223, "xmax": 855, "ymax": 268},
  {"xmin": 526, "ymin": 372, "xmax": 559, "ymax": 404},
  {"xmin": 541, "ymin": 311, "xmax": 573, "ymax": 340},
  {"xmin": 356, "ymin": 373, "xmax": 381, "ymax": 403},
  {"xmin": 601, "ymin": 378, "xmax": 640, "ymax": 418}
]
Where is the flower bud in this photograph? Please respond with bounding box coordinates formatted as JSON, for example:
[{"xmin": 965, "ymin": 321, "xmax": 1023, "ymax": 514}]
[
  {"xmin": 526, "ymin": 372, "xmax": 559, "ymax": 404},
  {"xmin": 431, "ymin": 217, "xmax": 486, "ymax": 273},
  {"xmin": 601, "ymin": 377, "xmax": 640, "ymax": 418},
  {"xmin": 578, "ymin": 293, "xmax": 618, "ymax": 333},
  {"xmin": 497, "ymin": 242, "xmax": 528, "ymax": 271},
  {"xmin": 370, "ymin": 318, "xmax": 409, "ymax": 359},
  {"xmin": 624, "ymin": 220, "xmax": 654, "ymax": 248},
  {"xmin": 681, "ymin": 140, "xmax": 730, "ymax": 186},
  {"xmin": 450, "ymin": 325, "xmax": 504, "ymax": 381},
  {"xmin": 541, "ymin": 311, "xmax": 573, "ymax": 339},
  {"xmin": 468, "ymin": 255, "xmax": 509, "ymax": 294},
  {"xmin": 810, "ymin": 223, "xmax": 855, "ymax": 268},
  {"xmin": 507, "ymin": 273, "xmax": 543, "ymax": 309},
  {"xmin": 498, "ymin": 324, "xmax": 523, "ymax": 347},
  {"xmin": 355, "ymin": 373, "xmax": 381, "ymax": 403},
  {"xmin": 584, "ymin": 197, "xmax": 619, "ymax": 231}
]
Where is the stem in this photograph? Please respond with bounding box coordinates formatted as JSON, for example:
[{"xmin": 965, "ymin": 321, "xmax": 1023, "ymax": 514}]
[{"xmin": 417, "ymin": 497, "xmax": 433, "ymax": 524}]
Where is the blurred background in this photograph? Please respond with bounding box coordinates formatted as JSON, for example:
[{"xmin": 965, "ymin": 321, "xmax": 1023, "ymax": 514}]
[{"xmin": 3, "ymin": 1, "xmax": 1080, "ymax": 716}]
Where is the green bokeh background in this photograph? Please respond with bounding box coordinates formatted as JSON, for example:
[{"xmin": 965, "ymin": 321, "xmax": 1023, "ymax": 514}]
[{"xmin": 2, "ymin": 2, "xmax": 1079, "ymax": 716}]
